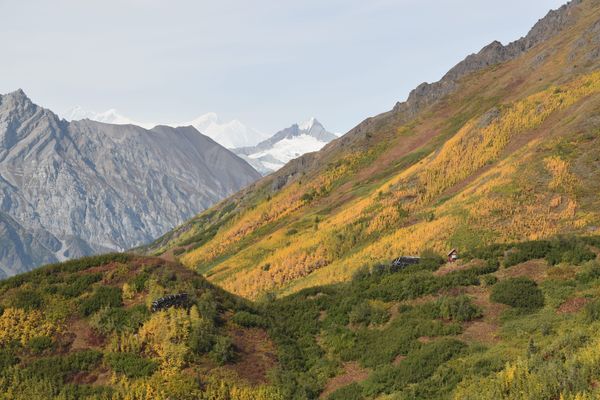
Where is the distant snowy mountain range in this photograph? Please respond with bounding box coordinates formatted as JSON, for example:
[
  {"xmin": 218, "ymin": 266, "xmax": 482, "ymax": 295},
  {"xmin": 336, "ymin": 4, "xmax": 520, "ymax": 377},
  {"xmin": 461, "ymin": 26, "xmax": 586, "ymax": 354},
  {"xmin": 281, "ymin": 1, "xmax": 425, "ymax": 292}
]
[
  {"xmin": 62, "ymin": 107, "xmax": 268, "ymax": 149},
  {"xmin": 233, "ymin": 118, "xmax": 338, "ymax": 174},
  {"xmin": 62, "ymin": 107, "xmax": 339, "ymax": 174}
]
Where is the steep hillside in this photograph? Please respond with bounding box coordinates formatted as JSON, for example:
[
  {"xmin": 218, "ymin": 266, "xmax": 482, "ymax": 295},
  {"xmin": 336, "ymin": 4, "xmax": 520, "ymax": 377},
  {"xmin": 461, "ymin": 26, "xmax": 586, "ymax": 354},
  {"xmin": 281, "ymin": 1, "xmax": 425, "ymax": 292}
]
[
  {"xmin": 0, "ymin": 254, "xmax": 281, "ymax": 399},
  {"xmin": 145, "ymin": 0, "xmax": 600, "ymax": 299},
  {"xmin": 0, "ymin": 91, "xmax": 260, "ymax": 277}
]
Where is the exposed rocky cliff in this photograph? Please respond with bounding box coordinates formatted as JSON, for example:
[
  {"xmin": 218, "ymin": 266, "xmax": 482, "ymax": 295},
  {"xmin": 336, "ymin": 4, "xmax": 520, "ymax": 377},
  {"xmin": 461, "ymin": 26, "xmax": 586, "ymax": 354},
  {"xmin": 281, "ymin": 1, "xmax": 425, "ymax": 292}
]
[{"xmin": 0, "ymin": 90, "xmax": 261, "ymax": 276}]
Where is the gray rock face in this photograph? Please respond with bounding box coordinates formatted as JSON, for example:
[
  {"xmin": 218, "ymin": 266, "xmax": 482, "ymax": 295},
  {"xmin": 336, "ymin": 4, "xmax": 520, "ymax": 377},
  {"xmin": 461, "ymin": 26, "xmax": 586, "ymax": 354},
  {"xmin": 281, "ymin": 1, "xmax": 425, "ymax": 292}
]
[{"xmin": 0, "ymin": 90, "xmax": 261, "ymax": 276}]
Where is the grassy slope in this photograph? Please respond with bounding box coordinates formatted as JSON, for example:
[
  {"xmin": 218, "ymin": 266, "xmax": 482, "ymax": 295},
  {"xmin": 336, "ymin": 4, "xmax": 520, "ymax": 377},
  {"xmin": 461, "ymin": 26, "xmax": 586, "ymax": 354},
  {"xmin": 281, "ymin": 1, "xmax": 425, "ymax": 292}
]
[
  {"xmin": 146, "ymin": 1, "xmax": 600, "ymax": 300},
  {"xmin": 264, "ymin": 236, "xmax": 600, "ymax": 400},
  {"xmin": 8, "ymin": 238, "xmax": 600, "ymax": 399}
]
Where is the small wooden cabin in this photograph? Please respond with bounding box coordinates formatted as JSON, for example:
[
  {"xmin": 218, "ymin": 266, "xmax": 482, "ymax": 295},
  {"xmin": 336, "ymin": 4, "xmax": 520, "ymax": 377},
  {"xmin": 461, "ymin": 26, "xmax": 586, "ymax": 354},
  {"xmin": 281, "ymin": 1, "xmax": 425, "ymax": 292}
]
[{"xmin": 447, "ymin": 249, "xmax": 459, "ymax": 263}]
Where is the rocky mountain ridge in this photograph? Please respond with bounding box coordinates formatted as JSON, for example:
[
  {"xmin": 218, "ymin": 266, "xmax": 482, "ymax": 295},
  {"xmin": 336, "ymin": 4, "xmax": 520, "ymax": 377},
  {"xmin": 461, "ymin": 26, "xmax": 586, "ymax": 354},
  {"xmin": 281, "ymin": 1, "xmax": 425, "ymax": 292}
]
[{"xmin": 0, "ymin": 90, "xmax": 260, "ymax": 277}]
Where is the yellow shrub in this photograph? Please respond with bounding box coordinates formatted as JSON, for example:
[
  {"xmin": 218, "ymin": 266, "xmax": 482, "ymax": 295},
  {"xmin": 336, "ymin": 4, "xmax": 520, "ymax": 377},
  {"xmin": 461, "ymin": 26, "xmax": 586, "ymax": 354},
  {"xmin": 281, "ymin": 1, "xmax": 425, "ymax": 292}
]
[
  {"xmin": 0, "ymin": 308, "xmax": 57, "ymax": 346},
  {"xmin": 138, "ymin": 306, "xmax": 202, "ymax": 373}
]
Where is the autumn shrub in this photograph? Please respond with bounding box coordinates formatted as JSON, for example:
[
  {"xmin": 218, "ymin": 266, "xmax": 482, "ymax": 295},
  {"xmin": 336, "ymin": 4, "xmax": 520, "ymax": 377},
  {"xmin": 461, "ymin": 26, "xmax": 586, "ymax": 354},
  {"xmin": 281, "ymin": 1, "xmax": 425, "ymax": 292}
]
[
  {"xmin": 79, "ymin": 286, "xmax": 123, "ymax": 316},
  {"xmin": 0, "ymin": 308, "xmax": 56, "ymax": 346},
  {"xmin": 210, "ymin": 336, "xmax": 235, "ymax": 365},
  {"xmin": 490, "ymin": 277, "xmax": 544, "ymax": 310},
  {"xmin": 105, "ymin": 352, "xmax": 158, "ymax": 378}
]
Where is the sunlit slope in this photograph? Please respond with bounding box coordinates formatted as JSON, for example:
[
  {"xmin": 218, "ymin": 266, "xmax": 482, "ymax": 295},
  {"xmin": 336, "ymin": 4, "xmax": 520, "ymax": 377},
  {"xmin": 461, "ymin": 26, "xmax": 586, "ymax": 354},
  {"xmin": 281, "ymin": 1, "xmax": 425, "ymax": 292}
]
[{"xmin": 146, "ymin": 1, "xmax": 600, "ymax": 299}]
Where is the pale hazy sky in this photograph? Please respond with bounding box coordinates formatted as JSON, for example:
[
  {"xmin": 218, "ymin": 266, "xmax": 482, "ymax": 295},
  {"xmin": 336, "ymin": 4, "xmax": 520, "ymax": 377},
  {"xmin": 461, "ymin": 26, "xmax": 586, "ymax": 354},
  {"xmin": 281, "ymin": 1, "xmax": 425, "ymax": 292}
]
[{"xmin": 0, "ymin": 0, "xmax": 565, "ymax": 134}]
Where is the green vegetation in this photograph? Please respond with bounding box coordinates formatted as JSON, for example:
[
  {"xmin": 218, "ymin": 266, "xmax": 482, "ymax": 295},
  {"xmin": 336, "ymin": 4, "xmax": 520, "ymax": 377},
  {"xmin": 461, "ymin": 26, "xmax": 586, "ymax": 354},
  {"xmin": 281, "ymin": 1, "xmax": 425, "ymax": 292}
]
[
  {"xmin": 79, "ymin": 286, "xmax": 123, "ymax": 316},
  {"xmin": 105, "ymin": 352, "xmax": 158, "ymax": 378},
  {"xmin": 490, "ymin": 277, "xmax": 544, "ymax": 310},
  {"xmin": 1, "ymin": 236, "xmax": 600, "ymax": 398}
]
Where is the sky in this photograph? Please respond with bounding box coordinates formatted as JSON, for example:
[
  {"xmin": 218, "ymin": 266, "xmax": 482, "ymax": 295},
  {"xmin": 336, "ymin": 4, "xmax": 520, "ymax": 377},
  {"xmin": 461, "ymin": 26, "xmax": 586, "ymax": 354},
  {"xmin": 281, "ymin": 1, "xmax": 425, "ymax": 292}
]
[{"xmin": 0, "ymin": 0, "xmax": 566, "ymax": 135}]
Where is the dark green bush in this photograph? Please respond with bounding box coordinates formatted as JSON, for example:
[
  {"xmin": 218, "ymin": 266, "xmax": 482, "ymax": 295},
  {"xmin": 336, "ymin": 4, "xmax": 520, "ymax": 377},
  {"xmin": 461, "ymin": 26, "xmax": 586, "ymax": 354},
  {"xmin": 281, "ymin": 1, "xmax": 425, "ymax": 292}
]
[
  {"xmin": 435, "ymin": 296, "xmax": 482, "ymax": 322},
  {"xmin": 173, "ymin": 247, "xmax": 186, "ymax": 256},
  {"xmin": 327, "ymin": 383, "xmax": 364, "ymax": 400},
  {"xmin": 196, "ymin": 292, "xmax": 218, "ymax": 323},
  {"xmin": 490, "ymin": 277, "xmax": 544, "ymax": 310},
  {"xmin": 576, "ymin": 261, "xmax": 600, "ymax": 284},
  {"xmin": 28, "ymin": 336, "xmax": 53, "ymax": 354},
  {"xmin": 210, "ymin": 336, "xmax": 235, "ymax": 365},
  {"xmin": 348, "ymin": 302, "xmax": 389, "ymax": 326},
  {"xmin": 504, "ymin": 241, "xmax": 552, "ymax": 267},
  {"xmin": 584, "ymin": 299, "xmax": 600, "ymax": 322},
  {"xmin": 105, "ymin": 352, "xmax": 157, "ymax": 378},
  {"xmin": 502, "ymin": 238, "xmax": 595, "ymax": 268},
  {"xmin": 362, "ymin": 339, "xmax": 466, "ymax": 396},
  {"xmin": 58, "ymin": 273, "xmax": 102, "ymax": 298},
  {"xmin": 482, "ymin": 274, "xmax": 498, "ymax": 286},
  {"xmin": 47, "ymin": 253, "xmax": 131, "ymax": 274},
  {"xmin": 89, "ymin": 305, "xmax": 150, "ymax": 334},
  {"xmin": 188, "ymin": 317, "xmax": 216, "ymax": 355},
  {"xmin": 0, "ymin": 349, "xmax": 19, "ymax": 372},
  {"xmin": 128, "ymin": 271, "xmax": 150, "ymax": 293},
  {"xmin": 79, "ymin": 286, "xmax": 123, "ymax": 316},
  {"xmin": 419, "ymin": 249, "xmax": 446, "ymax": 271},
  {"xmin": 545, "ymin": 237, "xmax": 596, "ymax": 266},
  {"xmin": 232, "ymin": 311, "xmax": 267, "ymax": 328},
  {"xmin": 11, "ymin": 289, "xmax": 43, "ymax": 310},
  {"xmin": 23, "ymin": 350, "xmax": 102, "ymax": 385}
]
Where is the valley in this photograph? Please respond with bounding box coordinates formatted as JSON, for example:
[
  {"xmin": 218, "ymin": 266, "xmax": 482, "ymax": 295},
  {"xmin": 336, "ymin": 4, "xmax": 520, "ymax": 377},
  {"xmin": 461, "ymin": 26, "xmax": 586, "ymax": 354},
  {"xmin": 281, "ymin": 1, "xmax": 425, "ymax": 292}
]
[
  {"xmin": 2, "ymin": 0, "xmax": 600, "ymax": 399},
  {"xmin": 2, "ymin": 236, "xmax": 600, "ymax": 399}
]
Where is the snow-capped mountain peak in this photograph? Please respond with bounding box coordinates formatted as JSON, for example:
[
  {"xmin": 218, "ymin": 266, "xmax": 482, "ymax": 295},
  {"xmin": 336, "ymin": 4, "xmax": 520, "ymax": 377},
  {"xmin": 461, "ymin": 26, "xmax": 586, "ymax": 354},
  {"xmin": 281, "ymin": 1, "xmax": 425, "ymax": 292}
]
[
  {"xmin": 180, "ymin": 113, "xmax": 268, "ymax": 149},
  {"xmin": 298, "ymin": 117, "xmax": 317, "ymax": 131},
  {"xmin": 233, "ymin": 118, "xmax": 338, "ymax": 175},
  {"xmin": 62, "ymin": 106, "xmax": 154, "ymax": 128},
  {"xmin": 61, "ymin": 107, "xmax": 267, "ymax": 148}
]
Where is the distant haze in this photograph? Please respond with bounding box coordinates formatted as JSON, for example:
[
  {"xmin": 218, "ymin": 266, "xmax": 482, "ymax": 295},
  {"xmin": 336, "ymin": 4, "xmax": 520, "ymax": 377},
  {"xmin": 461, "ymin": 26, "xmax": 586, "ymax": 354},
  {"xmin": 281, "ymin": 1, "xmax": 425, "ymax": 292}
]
[{"xmin": 0, "ymin": 0, "xmax": 565, "ymax": 135}]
